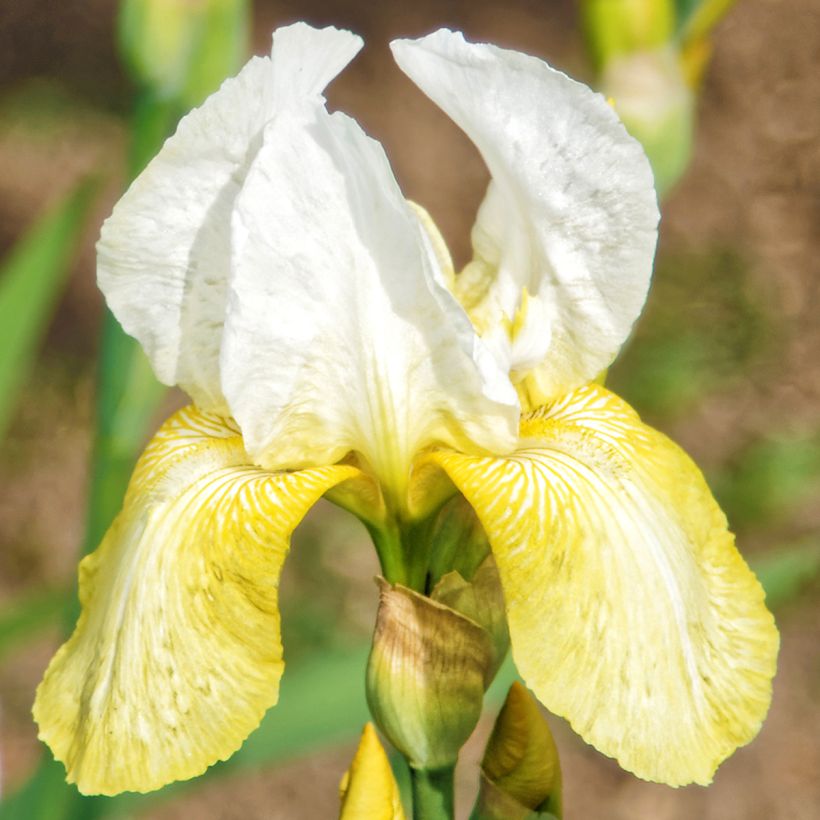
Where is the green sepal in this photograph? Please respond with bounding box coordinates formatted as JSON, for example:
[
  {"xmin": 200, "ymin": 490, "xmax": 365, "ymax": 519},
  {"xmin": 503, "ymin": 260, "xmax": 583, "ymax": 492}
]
[
  {"xmin": 427, "ymin": 493, "xmax": 492, "ymax": 585},
  {"xmin": 471, "ymin": 775, "xmax": 561, "ymax": 820},
  {"xmin": 431, "ymin": 556, "xmax": 510, "ymax": 683}
]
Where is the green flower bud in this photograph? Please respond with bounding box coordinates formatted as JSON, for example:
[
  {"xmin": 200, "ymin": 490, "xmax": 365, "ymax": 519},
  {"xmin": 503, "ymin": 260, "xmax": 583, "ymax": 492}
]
[
  {"xmin": 581, "ymin": 0, "xmax": 675, "ymax": 70},
  {"xmin": 119, "ymin": 0, "xmax": 248, "ymax": 107},
  {"xmin": 602, "ymin": 45, "xmax": 694, "ymax": 195},
  {"xmin": 366, "ymin": 578, "xmax": 493, "ymax": 769},
  {"xmin": 472, "ymin": 682, "xmax": 562, "ymax": 819}
]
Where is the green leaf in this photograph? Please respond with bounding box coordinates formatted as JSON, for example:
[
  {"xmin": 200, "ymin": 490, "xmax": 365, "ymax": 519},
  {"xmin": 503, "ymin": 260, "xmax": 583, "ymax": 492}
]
[
  {"xmin": 0, "ymin": 587, "xmax": 66, "ymax": 662},
  {"xmin": 610, "ymin": 249, "xmax": 775, "ymax": 424},
  {"xmin": 676, "ymin": 0, "xmax": 738, "ymax": 41},
  {"xmin": 0, "ymin": 179, "xmax": 98, "ymax": 441},
  {"xmin": 752, "ymin": 541, "xmax": 820, "ymax": 610},
  {"xmin": 0, "ymin": 753, "xmax": 106, "ymax": 820},
  {"xmin": 232, "ymin": 646, "xmax": 372, "ymax": 768},
  {"xmin": 712, "ymin": 433, "xmax": 820, "ymax": 531}
]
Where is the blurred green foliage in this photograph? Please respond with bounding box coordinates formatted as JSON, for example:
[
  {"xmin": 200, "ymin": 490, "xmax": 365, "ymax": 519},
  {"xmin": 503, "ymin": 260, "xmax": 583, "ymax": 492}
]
[
  {"xmin": 715, "ymin": 434, "xmax": 820, "ymax": 532},
  {"xmin": 0, "ymin": 180, "xmax": 98, "ymax": 442},
  {"xmin": 0, "ymin": 0, "xmax": 817, "ymax": 815},
  {"xmin": 581, "ymin": 0, "xmax": 740, "ymax": 193},
  {"xmin": 609, "ymin": 249, "xmax": 774, "ymax": 420},
  {"xmin": 120, "ymin": 0, "xmax": 250, "ymax": 110},
  {"xmin": 0, "ymin": 587, "xmax": 65, "ymax": 661},
  {"xmin": 752, "ymin": 541, "xmax": 820, "ymax": 610}
]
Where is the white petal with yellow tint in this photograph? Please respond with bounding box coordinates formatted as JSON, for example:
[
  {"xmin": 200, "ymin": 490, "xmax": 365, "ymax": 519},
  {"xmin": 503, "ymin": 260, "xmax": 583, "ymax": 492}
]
[
  {"xmin": 391, "ymin": 31, "xmax": 659, "ymax": 403},
  {"xmin": 34, "ymin": 407, "xmax": 357, "ymax": 795},
  {"xmin": 97, "ymin": 23, "xmax": 362, "ymax": 412},
  {"xmin": 339, "ymin": 723, "xmax": 406, "ymax": 820},
  {"xmin": 222, "ymin": 100, "xmax": 518, "ymax": 498},
  {"xmin": 430, "ymin": 384, "xmax": 778, "ymax": 786}
]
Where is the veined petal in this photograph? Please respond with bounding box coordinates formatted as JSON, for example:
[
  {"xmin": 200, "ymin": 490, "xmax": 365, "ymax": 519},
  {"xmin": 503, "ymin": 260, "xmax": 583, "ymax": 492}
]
[
  {"xmin": 97, "ymin": 23, "xmax": 362, "ymax": 413},
  {"xmin": 391, "ymin": 31, "xmax": 659, "ymax": 403},
  {"xmin": 430, "ymin": 384, "xmax": 778, "ymax": 786},
  {"xmin": 222, "ymin": 98, "xmax": 518, "ymax": 499},
  {"xmin": 34, "ymin": 407, "xmax": 357, "ymax": 795},
  {"xmin": 339, "ymin": 723, "xmax": 406, "ymax": 820}
]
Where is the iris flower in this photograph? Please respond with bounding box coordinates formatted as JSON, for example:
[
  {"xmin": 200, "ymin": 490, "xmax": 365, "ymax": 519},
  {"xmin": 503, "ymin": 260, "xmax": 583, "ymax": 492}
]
[{"xmin": 34, "ymin": 23, "xmax": 777, "ymax": 796}]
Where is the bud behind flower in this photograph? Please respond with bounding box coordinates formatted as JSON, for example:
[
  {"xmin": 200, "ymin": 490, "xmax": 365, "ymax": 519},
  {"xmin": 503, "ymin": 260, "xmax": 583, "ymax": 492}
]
[
  {"xmin": 119, "ymin": 0, "xmax": 248, "ymax": 107},
  {"xmin": 471, "ymin": 682, "xmax": 562, "ymax": 819}
]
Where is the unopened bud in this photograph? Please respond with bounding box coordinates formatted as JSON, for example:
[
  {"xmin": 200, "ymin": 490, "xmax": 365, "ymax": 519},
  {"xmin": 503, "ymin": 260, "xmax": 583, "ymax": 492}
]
[
  {"xmin": 473, "ymin": 682, "xmax": 562, "ymax": 818},
  {"xmin": 339, "ymin": 723, "xmax": 405, "ymax": 820},
  {"xmin": 581, "ymin": 0, "xmax": 675, "ymax": 69},
  {"xmin": 119, "ymin": 0, "xmax": 248, "ymax": 107},
  {"xmin": 602, "ymin": 45, "xmax": 694, "ymax": 194},
  {"xmin": 366, "ymin": 579, "xmax": 493, "ymax": 769}
]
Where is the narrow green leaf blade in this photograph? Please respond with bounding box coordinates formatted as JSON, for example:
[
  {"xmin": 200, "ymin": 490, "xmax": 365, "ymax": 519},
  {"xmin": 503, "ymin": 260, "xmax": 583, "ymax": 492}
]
[
  {"xmin": 0, "ymin": 179, "xmax": 98, "ymax": 440},
  {"xmin": 0, "ymin": 587, "xmax": 66, "ymax": 662},
  {"xmin": 0, "ymin": 753, "xmax": 106, "ymax": 820},
  {"xmin": 677, "ymin": 0, "xmax": 738, "ymax": 41}
]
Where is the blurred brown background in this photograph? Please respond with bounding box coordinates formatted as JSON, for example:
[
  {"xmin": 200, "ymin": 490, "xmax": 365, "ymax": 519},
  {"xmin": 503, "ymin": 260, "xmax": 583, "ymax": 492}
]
[{"xmin": 1, "ymin": 0, "xmax": 818, "ymax": 818}]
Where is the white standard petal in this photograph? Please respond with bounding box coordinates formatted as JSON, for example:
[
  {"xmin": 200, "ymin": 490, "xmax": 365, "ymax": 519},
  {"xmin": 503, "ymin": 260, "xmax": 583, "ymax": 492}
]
[
  {"xmin": 391, "ymin": 30, "xmax": 660, "ymax": 403},
  {"xmin": 222, "ymin": 103, "xmax": 518, "ymax": 503},
  {"xmin": 97, "ymin": 23, "xmax": 362, "ymax": 412}
]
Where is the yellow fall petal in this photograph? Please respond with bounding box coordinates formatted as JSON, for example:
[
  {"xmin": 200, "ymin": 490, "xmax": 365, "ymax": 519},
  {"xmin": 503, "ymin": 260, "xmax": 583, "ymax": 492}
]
[
  {"xmin": 34, "ymin": 406, "xmax": 358, "ymax": 795},
  {"xmin": 339, "ymin": 723, "xmax": 405, "ymax": 820},
  {"xmin": 430, "ymin": 383, "xmax": 778, "ymax": 786}
]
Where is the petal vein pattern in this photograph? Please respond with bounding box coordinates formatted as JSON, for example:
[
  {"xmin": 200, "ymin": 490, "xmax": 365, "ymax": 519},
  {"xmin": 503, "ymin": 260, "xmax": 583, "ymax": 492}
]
[
  {"xmin": 392, "ymin": 31, "xmax": 659, "ymax": 402},
  {"xmin": 430, "ymin": 384, "xmax": 778, "ymax": 786},
  {"xmin": 96, "ymin": 24, "xmax": 363, "ymax": 413},
  {"xmin": 33, "ymin": 407, "xmax": 357, "ymax": 795},
  {"xmin": 222, "ymin": 102, "xmax": 517, "ymax": 491}
]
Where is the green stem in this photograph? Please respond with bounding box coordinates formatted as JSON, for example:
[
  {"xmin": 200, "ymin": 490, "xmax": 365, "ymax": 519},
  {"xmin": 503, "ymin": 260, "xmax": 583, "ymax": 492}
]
[
  {"xmin": 366, "ymin": 518, "xmax": 433, "ymax": 592},
  {"xmin": 410, "ymin": 765, "xmax": 455, "ymax": 820},
  {"xmin": 366, "ymin": 521, "xmax": 410, "ymax": 586}
]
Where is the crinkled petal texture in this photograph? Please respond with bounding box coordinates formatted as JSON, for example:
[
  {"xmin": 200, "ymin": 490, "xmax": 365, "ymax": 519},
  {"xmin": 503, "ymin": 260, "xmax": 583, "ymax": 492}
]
[
  {"xmin": 33, "ymin": 407, "xmax": 357, "ymax": 795},
  {"xmin": 431, "ymin": 384, "xmax": 778, "ymax": 786},
  {"xmin": 97, "ymin": 23, "xmax": 363, "ymax": 413},
  {"xmin": 339, "ymin": 723, "xmax": 406, "ymax": 820},
  {"xmin": 222, "ymin": 96, "xmax": 518, "ymax": 487},
  {"xmin": 392, "ymin": 31, "xmax": 659, "ymax": 403},
  {"xmin": 99, "ymin": 22, "xmax": 518, "ymax": 487}
]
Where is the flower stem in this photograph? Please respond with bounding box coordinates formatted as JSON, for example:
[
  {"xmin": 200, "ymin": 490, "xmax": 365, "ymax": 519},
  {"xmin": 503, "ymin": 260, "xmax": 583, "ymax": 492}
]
[
  {"xmin": 366, "ymin": 517, "xmax": 434, "ymax": 592},
  {"xmin": 410, "ymin": 765, "xmax": 456, "ymax": 820}
]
